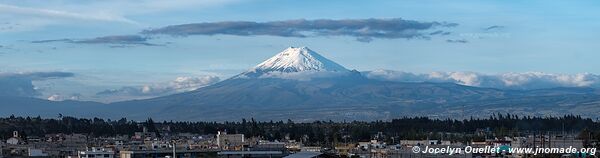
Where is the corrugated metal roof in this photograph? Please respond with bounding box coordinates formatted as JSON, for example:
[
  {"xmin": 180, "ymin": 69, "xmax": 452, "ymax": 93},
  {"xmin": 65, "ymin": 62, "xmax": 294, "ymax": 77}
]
[{"xmin": 284, "ymin": 151, "xmax": 323, "ymax": 158}]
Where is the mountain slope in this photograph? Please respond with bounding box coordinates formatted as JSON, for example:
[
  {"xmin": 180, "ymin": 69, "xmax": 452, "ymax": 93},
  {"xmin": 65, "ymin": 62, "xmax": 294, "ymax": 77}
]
[
  {"xmin": 108, "ymin": 46, "xmax": 511, "ymax": 120},
  {"xmin": 104, "ymin": 47, "xmax": 600, "ymax": 121},
  {"xmin": 107, "ymin": 69, "xmax": 513, "ymax": 121},
  {"xmin": 3, "ymin": 47, "xmax": 600, "ymax": 121},
  {"xmin": 109, "ymin": 76, "xmax": 600, "ymax": 121}
]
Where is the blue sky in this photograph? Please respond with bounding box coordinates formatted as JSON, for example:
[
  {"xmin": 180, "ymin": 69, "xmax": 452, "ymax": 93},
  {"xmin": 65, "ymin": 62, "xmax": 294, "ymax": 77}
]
[{"xmin": 1, "ymin": 0, "xmax": 600, "ymax": 102}]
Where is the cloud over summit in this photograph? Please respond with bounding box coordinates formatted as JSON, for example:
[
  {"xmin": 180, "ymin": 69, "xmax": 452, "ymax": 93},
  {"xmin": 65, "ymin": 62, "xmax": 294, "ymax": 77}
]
[{"xmin": 142, "ymin": 18, "xmax": 457, "ymax": 42}]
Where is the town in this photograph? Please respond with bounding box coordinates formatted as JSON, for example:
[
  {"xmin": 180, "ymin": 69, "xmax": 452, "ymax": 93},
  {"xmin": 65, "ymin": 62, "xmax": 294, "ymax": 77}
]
[{"xmin": 1, "ymin": 114, "xmax": 598, "ymax": 158}]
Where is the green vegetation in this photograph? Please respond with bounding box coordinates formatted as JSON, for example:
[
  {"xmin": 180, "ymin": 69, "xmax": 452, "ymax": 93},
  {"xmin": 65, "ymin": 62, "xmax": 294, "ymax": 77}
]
[{"xmin": 1, "ymin": 114, "xmax": 598, "ymax": 146}]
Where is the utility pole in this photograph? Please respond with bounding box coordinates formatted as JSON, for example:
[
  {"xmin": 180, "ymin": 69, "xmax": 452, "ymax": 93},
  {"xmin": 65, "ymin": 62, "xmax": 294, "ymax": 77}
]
[{"xmin": 172, "ymin": 142, "xmax": 176, "ymax": 158}]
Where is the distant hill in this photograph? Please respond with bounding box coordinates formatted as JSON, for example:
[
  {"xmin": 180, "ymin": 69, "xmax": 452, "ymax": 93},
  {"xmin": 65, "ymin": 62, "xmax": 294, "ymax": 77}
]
[{"xmin": 0, "ymin": 96, "xmax": 106, "ymax": 118}]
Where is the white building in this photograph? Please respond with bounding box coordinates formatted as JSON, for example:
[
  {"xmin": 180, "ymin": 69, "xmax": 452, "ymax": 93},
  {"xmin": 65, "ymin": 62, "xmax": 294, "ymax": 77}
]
[
  {"xmin": 357, "ymin": 140, "xmax": 388, "ymax": 150},
  {"xmin": 78, "ymin": 148, "xmax": 114, "ymax": 158},
  {"xmin": 6, "ymin": 131, "xmax": 20, "ymax": 145},
  {"xmin": 400, "ymin": 140, "xmax": 450, "ymax": 146},
  {"xmin": 5, "ymin": 138, "xmax": 18, "ymax": 145}
]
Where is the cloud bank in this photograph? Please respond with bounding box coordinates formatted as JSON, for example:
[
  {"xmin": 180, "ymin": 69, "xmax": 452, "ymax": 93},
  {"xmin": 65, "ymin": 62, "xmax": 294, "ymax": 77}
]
[
  {"xmin": 32, "ymin": 35, "xmax": 161, "ymax": 46},
  {"xmin": 142, "ymin": 18, "xmax": 457, "ymax": 42},
  {"xmin": 96, "ymin": 76, "xmax": 220, "ymax": 97},
  {"xmin": 364, "ymin": 70, "xmax": 600, "ymax": 90},
  {"xmin": 0, "ymin": 72, "xmax": 74, "ymax": 97}
]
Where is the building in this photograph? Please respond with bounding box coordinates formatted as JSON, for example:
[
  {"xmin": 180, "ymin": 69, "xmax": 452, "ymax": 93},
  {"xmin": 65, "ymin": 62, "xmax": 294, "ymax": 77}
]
[
  {"xmin": 358, "ymin": 140, "xmax": 388, "ymax": 150},
  {"xmin": 28, "ymin": 148, "xmax": 49, "ymax": 157},
  {"xmin": 253, "ymin": 141, "xmax": 286, "ymax": 151},
  {"xmin": 545, "ymin": 135, "xmax": 584, "ymax": 148},
  {"xmin": 300, "ymin": 147, "xmax": 321, "ymax": 152},
  {"xmin": 6, "ymin": 131, "xmax": 20, "ymax": 145},
  {"xmin": 5, "ymin": 138, "xmax": 19, "ymax": 145},
  {"xmin": 216, "ymin": 131, "xmax": 245, "ymax": 149},
  {"xmin": 133, "ymin": 127, "xmax": 157, "ymax": 140},
  {"xmin": 334, "ymin": 144, "xmax": 354, "ymax": 156},
  {"xmin": 218, "ymin": 151, "xmax": 285, "ymax": 158},
  {"xmin": 399, "ymin": 140, "xmax": 451, "ymax": 146},
  {"xmin": 120, "ymin": 149, "xmax": 218, "ymax": 158},
  {"xmin": 78, "ymin": 148, "xmax": 114, "ymax": 158},
  {"xmin": 45, "ymin": 133, "xmax": 87, "ymax": 143}
]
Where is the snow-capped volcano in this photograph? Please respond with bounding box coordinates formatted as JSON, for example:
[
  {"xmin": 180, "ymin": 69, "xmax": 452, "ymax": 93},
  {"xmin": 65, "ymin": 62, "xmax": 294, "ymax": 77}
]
[
  {"xmin": 253, "ymin": 47, "xmax": 348, "ymax": 72},
  {"xmin": 238, "ymin": 47, "xmax": 350, "ymax": 78}
]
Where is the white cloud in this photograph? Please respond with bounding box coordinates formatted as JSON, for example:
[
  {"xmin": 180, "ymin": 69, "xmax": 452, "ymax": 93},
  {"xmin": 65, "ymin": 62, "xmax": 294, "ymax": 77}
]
[
  {"xmin": 444, "ymin": 72, "xmax": 481, "ymax": 86},
  {"xmin": 96, "ymin": 75, "xmax": 220, "ymax": 97},
  {"xmin": 114, "ymin": 0, "xmax": 241, "ymax": 14},
  {"xmin": 0, "ymin": 0, "xmax": 241, "ymax": 31},
  {"xmin": 0, "ymin": 4, "xmax": 136, "ymax": 24},
  {"xmin": 47, "ymin": 94, "xmax": 61, "ymax": 101},
  {"xmin": 47, "ymin": 93, "xmax": 81, "ymax": 101},
  {"xmin": 171, "ymin": 76, "xmax": 219, "ymax": 91},
  {"xmin": 365, "ymin": 70, "xmax": 600, "ymax": 90}
]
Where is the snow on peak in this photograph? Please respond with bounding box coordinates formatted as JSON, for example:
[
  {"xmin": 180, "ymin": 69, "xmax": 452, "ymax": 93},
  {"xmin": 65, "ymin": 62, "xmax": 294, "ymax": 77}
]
[{"xmin": 252, "ymin": 47, "xmax": 348, "ymax": 73}]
